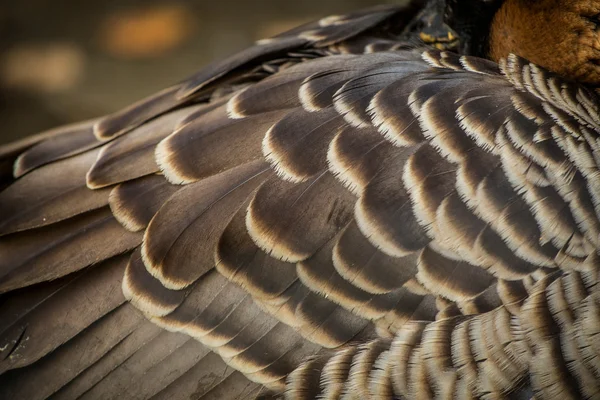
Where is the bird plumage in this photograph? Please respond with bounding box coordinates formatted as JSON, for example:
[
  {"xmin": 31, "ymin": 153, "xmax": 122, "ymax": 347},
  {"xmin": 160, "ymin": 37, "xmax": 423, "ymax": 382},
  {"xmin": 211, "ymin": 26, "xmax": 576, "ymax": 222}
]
[{"xmin": 0, "ymin": 1, "xmax": 599, "ymax": 399}]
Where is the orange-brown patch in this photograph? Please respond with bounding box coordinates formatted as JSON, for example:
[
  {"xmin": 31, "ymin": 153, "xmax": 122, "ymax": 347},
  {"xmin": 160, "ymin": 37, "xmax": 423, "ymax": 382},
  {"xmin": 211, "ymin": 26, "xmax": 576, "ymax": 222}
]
[{"xmin": 489, "ymin": 0, "xmax": 600, "ymax": 85}]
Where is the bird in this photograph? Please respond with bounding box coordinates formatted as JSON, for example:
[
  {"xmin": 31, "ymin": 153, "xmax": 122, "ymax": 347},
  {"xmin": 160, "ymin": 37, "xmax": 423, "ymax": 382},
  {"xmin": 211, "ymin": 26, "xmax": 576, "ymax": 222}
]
[{"xmin": 0, "ymin": 0, "xmax": 599, "ymax": 398}]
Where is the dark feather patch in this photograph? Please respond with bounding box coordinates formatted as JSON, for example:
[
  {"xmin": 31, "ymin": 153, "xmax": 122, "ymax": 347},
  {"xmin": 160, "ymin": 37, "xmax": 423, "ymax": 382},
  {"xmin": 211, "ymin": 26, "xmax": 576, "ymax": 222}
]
[
  {"xmin": 334, "ymin": 62, "xmax": 429, "ymax": 127},
  {"xmin": 216, "ymin": 207, "xmax": 298, "ymax": 300},
  {"xmin": 334, "ymin": 222, "xmax": 419, "ymax": 294},
  {"xmin": 87, "ymin": 106, "xmax": 204, "ymax": 189},
  {"xmin": 298, "ymin": 53, "xmax": 416, "ymax": 112},
  {"xmin": 369, "ymin": 76, "xmax": 429, "ymax": 147},
  {"xmin": 95, "ymin": 85, "xmax": 187, "ymax": 140},
  {"xmin": 0, "ymin": 253, "xmax": 129, "ymax": 373},
  {"xmin": 157, "ymin": 109, "xmax": 288, "ymax": 185},
  {"xmin": 224, "ymin": 322, "xmax": 319, "ymax": 385},
  {"xmin": 225, "ymin": 58, "xmax": 355, "ymax": 118},
  {"xmin": 142, "ymin": 161, "xmax": 271, "ymax": 290},
  {"xmin": 0, "ymin": 208, "xmax": 142, "ymax": 294},
  {"xmin": 123, "ymin": 249, "xmax": 186, "ymax": 317},
  {"xmin": 295, "ymin": 292, "xmax": 371, "ymax": 348},
  {"xmin": 298, "ymin": 236, "xmax": 402, "ymax": 319},
  {"xmin": 109, "ymin": 174, "xmax": 180, "ymax": 232},
  {"xmin": 356, "ymin": 147, "xmax": 432, "ymax": 257},
  {"xmin": 416, "ymin": 247, "xmax": 495, "ymax": 301},
  {"xmin": 264, "ymin": 107, "xmax": 346, "ymax": 181},
  {"xmin": 13, "ymin": 119, "xmax": 100, "ymax": 178},
  {"xmin": 0, "ymin": 303, "xmax": 146, "ymax": 399},
  {"xmin": 0, "ymin": 149, "xmax": 109, "ymax": 236},
  {"xmin": 247, "ymin": 172, "xmax": 355, "ymax": 263},
  {"xmin": 327, "ymin": 125, "xmax": 394, "ymax": 195}
]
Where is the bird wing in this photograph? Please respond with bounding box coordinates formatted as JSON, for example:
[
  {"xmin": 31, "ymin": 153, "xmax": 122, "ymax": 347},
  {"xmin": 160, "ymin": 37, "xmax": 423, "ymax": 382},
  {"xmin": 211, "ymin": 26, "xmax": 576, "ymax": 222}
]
[{"xmin": 0, "ymin": 4, "xmax": 599, "ymax": 400}]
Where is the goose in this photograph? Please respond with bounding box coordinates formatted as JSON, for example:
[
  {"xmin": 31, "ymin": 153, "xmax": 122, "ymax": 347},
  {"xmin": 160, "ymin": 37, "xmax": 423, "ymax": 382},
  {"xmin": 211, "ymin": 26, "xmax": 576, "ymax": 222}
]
[{"xmin": 0, "ymin": 0, "xmax": 599, "ymax": 398}]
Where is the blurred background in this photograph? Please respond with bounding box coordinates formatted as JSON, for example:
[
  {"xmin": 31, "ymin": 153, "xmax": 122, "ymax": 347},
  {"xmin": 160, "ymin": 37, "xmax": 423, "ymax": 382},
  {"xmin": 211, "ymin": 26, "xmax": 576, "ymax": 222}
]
[{"xmin": 0, "ymin": 0, "xmax": 395, "ymax": 144}]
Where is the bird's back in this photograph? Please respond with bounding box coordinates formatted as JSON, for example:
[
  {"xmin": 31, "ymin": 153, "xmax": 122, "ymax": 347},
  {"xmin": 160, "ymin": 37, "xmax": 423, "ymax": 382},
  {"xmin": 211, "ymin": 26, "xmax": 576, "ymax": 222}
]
[{"xmin": 0, "ymin": 2, "xmax": 598, "ymax": 399}]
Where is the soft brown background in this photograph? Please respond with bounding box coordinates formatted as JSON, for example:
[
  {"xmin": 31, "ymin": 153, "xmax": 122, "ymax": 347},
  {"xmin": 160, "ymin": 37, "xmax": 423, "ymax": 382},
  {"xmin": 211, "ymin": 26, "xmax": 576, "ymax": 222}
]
[{"xmin": 0, "ymin": 0, "xmax": 397, "ymax": 144}]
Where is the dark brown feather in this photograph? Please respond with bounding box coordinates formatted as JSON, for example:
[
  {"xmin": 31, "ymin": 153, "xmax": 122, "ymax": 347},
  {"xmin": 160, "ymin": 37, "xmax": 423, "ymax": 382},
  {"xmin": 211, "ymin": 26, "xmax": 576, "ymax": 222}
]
[
  {"xmin": 142, "ymin": 161, "xmax": 271, "ymax": 290},
  {"xmin": 0, "ymin": 303, "xmax": 146, "ymax": 400},
  {"xmin": 0, "ymin": 208, "xmax": 141, "ymax": 293},
  {"xmin": 109, "ymin": 174, "xmax": 180, "ymax": 232},
  {"xmin": 87, "ymin": 106, "xmax": 205, "ymax": 189},
  {"xmin": 0, "ymin": 149, "xmax": 110, "ymax": 236},
  {"xmin": 246, "ymin": 172, "xmax": 355, "ymax": 263},
  {"xmin": 13, "ymin": 120, "xmax": 100, "ymax": 178}
]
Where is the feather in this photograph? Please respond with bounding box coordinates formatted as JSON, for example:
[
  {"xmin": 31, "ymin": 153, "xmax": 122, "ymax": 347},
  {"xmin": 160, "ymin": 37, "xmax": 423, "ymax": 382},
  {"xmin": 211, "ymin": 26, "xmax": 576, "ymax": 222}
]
[
  {"xmin": 149, "ymin": 352, "xmax": 247, "ymax": 400},
  {"xmin": 297, "ymin": 236, "xmax": 403, "ymax": 319},
  {"xmin": 50, "ymin": 319, "xmax": 164, "ymax": 400},
  {"xmin": 13, "ymin": 119, "xmax": 100, "ymax": 178},
  {"xmin": 0, "ymin": 253, "xmax": 129, "ymax": 373},
  {"xmin": 95, "ymin": 85, "xmax": 187, "ymax": 140},
  {"xmin": 246, "ymin": 172, "xmax": 355, "ymax": 263},
  {"xmin": 87, "ymin": 106, "xmax": 205, "ymax": 189},
  {"xmin": 1, "ymin": 3, "xmax": 600, "ymax": 397},
  {"xmin": 368, "ymin": 76, "xmax": 429, "ymax": 147},
  {"xmin": 122, "ymin": 249, "xmax": 186, "ymax": 317},
  {"xmin": 142, "ymin": 161, "xmax": 271, "ymax": 290},
  {"xmin": 0, "ymin": 303, "xmax": 146, "ymax": 400},
  {"xmin": 356, "ymin": 147, "xmax": 431, "ymax": 258},
  {"xmin": 0, "ymin": 149, "xmax": 110, "ymax": 236},
  {"xmin": 295, "ymin": 292, "xmax": 371, "ymax": 348},
  {"xmin": 194, "ymin": 371, "xmax": 264, "ymax": 400},
  {"xmin": 216, "ymin": 207, "xmax": 298, "ymax": 300},
  {"xmin": 416, "ymin": 247, "xmax": 495, "ymax": 302},
  {"xmin": 178, "ymin": 5, "xmax": 410, "ymax": 99},
  {"xmin": 298, "ymin": 53, "xmax": 415, "ymax": 112},
  {"xmin": 333, "ymin": 222, "xmax": 418, "ymax": 294},
  {"xmin": 109, "ymin": 174, "xmax": 180, "ymax": 232},
  {"xmin": 178, "ymin": 36, "xmax": 308, "ymax": 99},
  {"xmin": 74, "ymin": 332, "xmax": 202, "ymax": 400},
  {"xmin": 263, "ymin": 107, "xmax": 346, "ymax": 182},
  {"xmin": 225, "ymin": 57, "xmax": 356, "ymax": 118},
  {"xmin": 156, "ymin": 108, "xmax": 288, "ymax": 185},
  {"xmin": 223, "ymin": 323, "xmax": 320, "ymax": 386},
  {"xmin": 333, "ymin": 62, "xmax": 428, "ymax": 128},
  {"xmin": 0, "ymin": 208, "xmax": 142, "ymax": 294},
  {"xmin": 327, "ymin": 125, "xmax": 394, "ymax": 196}
]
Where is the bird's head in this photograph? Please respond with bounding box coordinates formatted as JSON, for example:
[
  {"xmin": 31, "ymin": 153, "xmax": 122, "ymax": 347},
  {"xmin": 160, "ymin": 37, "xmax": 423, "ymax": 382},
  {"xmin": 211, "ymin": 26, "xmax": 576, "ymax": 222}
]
[{"xmin": 445, "ymin": 0, "xmax": 600, "ymax": 86}]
